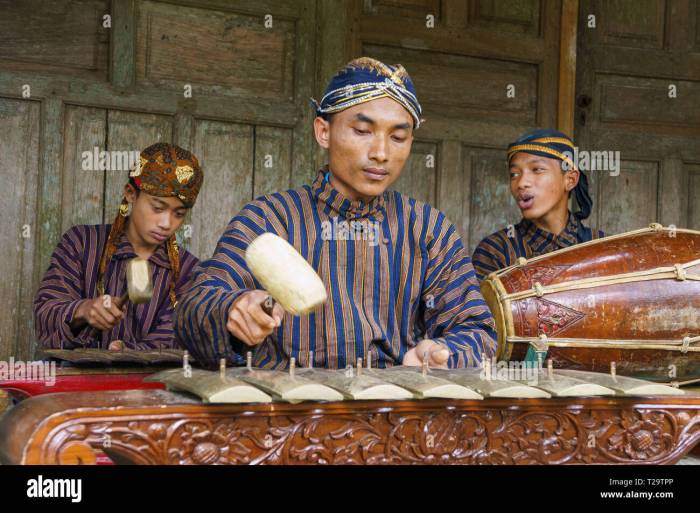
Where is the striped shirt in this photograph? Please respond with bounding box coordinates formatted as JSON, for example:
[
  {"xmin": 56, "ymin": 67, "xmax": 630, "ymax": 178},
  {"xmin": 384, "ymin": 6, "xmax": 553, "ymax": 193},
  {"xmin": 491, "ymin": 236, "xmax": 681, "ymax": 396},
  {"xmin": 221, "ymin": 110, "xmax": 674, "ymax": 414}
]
[
  {"xmin": 175, "ymin": 170, "xmax": 496, "ymax": 370},
  {"xmin": 34, "ymin": 224, "xmax": 199, "ymax": 350},
  {"xmin": 471, "ymin": 212, "xmax": 604, "ymax": 281}
]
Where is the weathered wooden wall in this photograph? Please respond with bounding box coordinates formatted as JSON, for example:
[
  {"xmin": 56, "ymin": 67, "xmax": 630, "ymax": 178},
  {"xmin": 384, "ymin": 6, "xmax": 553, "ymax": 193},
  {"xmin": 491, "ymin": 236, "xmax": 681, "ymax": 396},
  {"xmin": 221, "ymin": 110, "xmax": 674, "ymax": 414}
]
[{"xmin": 575, "ymin": 0, "xmax": 700, "ymax": 234}]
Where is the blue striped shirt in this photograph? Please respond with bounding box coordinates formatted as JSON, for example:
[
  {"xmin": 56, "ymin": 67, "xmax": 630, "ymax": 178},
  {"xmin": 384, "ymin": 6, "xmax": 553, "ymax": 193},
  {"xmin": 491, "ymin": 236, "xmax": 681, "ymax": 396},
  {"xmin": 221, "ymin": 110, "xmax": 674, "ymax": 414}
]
[{"xmin": 175, "ymin": 170, "xmax": 496, "ymax": 369}]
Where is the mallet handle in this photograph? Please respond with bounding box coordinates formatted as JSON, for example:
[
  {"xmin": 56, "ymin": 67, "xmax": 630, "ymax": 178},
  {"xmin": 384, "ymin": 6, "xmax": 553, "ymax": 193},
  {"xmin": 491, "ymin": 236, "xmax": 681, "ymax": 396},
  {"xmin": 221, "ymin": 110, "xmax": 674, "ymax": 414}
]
[{"xmin": 261, "ymin": 295, "xmax": 276, "ymax": 317}]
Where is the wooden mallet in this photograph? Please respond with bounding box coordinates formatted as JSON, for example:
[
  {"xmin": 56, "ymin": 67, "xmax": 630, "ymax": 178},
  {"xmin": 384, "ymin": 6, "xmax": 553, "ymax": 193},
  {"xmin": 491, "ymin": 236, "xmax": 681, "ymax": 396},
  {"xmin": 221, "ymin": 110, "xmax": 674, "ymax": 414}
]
[
  {"xmin": 104, "ymin": 257, "xmax": 154, "ymax": 351},
  {"xmin": 244, "ymin": 233, "xmax": 327, "ymax": 317}
]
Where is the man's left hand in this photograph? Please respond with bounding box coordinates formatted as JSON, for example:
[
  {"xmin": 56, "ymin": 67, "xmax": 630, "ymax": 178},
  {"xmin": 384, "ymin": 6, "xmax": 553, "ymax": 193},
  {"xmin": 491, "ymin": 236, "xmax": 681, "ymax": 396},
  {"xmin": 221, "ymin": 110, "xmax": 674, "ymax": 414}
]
[{"xmin": 402, "ymin": 339, "xmax": 450, "ymax": 368}]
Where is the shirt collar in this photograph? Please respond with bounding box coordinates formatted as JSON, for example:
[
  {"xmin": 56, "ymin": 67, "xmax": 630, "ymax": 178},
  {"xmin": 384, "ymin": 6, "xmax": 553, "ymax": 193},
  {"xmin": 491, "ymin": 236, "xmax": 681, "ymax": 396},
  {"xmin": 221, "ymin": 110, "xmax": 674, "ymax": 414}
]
[
  {"xmin": 312, "ymin": 166, "xmax": 386, "ymax": 221},
  {"xmin": 111, "ymin": 226, "xmax": 172, "ymax": 269},
  {"xmin": 516, "ymin": 211, "xmax": 580, "ymax": 250}
]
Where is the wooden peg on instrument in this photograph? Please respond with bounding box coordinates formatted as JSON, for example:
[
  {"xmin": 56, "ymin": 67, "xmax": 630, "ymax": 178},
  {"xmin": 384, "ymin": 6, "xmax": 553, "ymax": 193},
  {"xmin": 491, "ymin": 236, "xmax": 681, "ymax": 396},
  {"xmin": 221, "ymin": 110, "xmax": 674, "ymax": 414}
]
[
  {"xmin": 309, "ymin": 350, "xmax": 314, "ymax": 369},
  {"xmin": 219, "ymin": 358, "xmax": 226, "ymax": 381},
  {"xmin": 357, "ymin": 358, "xmax": 363, "ymax": 376},
  {"xmin": 344, "ymin": 364, "xmax": 354, "ymax": 378},
  {"xmin": 182, "ymin": 350, "xmax": 192, "ymax": 378},
  {"xmin": 610, "ymin": 361, "xmax": 616, "ymax": 379},
  {"xmin": 483, "ymin": 358, "xmax": 492, "ymax": 381},
  {"xmin": 289, "ymin": 357, "xmax": 296, "ymax": 379},
  {"xmin": 422, "ymin": 351, "xmax": 429, "ymax": 377},
  {"xmin": 366, "ymin": 352, "xmax": 372, "ymax": 370},
  {"xmin": 537, "ymin": 353, "xmax": 544, "ymax": 374},
  {"xmin": 547, "ymin": 359, "xmax": 553, "ymax": 380},
  {"xmin": 246, "ymin": 352, "xmax": 253, "ymax": 371}
]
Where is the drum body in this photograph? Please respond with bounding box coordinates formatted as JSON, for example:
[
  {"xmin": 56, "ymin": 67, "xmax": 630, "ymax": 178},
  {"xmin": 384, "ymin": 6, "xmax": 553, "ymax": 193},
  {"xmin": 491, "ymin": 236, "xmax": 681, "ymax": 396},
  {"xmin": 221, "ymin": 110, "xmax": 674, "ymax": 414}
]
[{"xmin": 480, "ymin": 225, "xmax": 700, "ymax": 382}]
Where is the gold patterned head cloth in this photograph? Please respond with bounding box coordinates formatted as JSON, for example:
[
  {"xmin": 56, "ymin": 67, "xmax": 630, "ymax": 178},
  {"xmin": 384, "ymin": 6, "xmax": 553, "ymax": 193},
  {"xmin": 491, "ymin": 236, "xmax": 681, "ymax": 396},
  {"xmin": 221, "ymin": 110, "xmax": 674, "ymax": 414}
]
[
  {"xmin": 129, "ymin": 142, "xmax": 203, "ymax": 208},
  {"xmin": 311, "ymin": 56, "xmax": 423, "ymax": 128}
]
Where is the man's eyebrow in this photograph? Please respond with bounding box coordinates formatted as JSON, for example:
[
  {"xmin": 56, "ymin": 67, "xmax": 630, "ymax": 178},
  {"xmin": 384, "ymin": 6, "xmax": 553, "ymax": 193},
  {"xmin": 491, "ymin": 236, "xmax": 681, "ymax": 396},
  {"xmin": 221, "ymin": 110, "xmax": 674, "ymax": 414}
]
[
  {"xmin": 354, "ymin": 113, "xmax": 374, "ymax": 124},
  {"xmin": 512, "ymin": 157, "xmax": 549, "ymax": 166},
  {"xmin": 354, "ymin": 113, "xmax": 411, "ymax": 130},
  {"xmin": 151, "ymin": 198, "xmax": 185, "ymax": 211}
]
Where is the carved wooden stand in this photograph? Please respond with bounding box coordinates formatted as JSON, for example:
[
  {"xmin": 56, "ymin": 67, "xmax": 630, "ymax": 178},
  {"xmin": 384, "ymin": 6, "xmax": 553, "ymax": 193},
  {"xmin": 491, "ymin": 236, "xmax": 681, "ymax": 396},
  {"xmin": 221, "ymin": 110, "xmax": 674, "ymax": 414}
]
[{"xmin": 1, "ymin": 390, "xmax": 698, "ymax": 464}]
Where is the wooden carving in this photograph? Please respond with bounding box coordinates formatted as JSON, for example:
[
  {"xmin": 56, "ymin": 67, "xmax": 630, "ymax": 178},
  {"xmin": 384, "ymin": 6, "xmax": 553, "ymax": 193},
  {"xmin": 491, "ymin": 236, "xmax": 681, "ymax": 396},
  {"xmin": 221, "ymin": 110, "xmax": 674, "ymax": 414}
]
[{"xmin": 1, "ymin": 390, "xmax": 698, "ymax": 465}]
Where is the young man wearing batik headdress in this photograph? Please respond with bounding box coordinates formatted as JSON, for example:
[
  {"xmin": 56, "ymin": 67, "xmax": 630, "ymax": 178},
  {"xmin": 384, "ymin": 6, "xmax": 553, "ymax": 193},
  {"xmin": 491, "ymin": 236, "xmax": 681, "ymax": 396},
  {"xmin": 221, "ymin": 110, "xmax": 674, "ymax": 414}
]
[
  {"xmin": 34, "ymin": 143, "xmax": 203, "ymax": 351},
  {"xmin": 471, "ymin": 129, "xmax": 604, "ymax": 282},
  {"xmin": 175, "ymin": 57, "xmax": 496, "ymax": 370}
]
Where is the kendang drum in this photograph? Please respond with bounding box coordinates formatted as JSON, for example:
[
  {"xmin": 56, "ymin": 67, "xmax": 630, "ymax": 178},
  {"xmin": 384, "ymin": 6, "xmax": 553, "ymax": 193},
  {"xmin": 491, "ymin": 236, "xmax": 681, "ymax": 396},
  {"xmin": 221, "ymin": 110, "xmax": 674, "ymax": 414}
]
[{"xmin": 480, "ymin": 224, "xmax": 700, "ymax": 383}]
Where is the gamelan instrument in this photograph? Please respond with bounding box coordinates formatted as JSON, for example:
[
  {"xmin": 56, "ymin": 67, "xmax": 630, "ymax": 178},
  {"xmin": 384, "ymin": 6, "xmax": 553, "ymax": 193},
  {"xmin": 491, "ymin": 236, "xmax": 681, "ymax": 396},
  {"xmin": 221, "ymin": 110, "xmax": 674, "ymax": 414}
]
[
  {"xmin": 480, "ymin": 224, "xmax": 700, "ymax": 383},
  {"xmin": 1, "ymin": 354, "xmax": 698, "ymax": 465}
]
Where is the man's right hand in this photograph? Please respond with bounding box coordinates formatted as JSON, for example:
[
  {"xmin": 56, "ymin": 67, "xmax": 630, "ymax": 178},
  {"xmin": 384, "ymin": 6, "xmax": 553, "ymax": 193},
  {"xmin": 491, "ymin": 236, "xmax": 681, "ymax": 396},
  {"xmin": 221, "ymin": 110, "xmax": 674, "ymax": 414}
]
[
  {"xmin": 72, "ymin": 295, "xmax": 126, "ymax": 331},
  {"xmin": 226, "ymin": 290, "xmax": 284, "ymax": 346}
]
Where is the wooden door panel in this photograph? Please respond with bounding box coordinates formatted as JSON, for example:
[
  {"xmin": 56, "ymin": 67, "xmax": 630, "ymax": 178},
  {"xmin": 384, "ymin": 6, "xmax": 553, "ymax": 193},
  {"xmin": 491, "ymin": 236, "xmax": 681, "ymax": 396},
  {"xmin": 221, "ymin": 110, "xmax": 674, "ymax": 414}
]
[
  {"xmin": 576, "ymin": 0, "xmax": 700, "ymax": 233},
  {"xmin": 61, "ymin": 106, "xmax": 107, "ymax": 232},
  {"xmin": 190, "ymin": 120, "xmax": 254, "ymax": 259},
  {"xmin": 135, "ymin": 1, "xmax": 297, "ymax": 102},
  {"xmin": 0, "ymin": 98, "xmax": 40, "ymax": 361}
]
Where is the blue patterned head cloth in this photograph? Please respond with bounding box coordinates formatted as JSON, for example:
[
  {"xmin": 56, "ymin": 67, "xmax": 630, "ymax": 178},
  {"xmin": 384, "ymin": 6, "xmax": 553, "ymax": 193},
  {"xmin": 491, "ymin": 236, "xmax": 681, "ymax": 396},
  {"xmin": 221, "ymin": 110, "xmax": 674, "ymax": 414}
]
[
  {"xmin": 311, "ymin": 57, "xmax": 423, "ymax": 129},
  {"xmin": 507, "ymin": 128, "xmax": 593, "ymax": 225}
]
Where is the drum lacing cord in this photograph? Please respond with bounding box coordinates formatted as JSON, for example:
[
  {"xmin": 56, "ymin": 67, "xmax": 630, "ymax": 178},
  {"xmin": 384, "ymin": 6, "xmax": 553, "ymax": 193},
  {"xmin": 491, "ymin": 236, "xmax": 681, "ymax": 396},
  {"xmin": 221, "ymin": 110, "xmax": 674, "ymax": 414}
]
[
  {"xmin": 674, "ymin": 264, "xmax": 687, "ymax": 281},
  {"xmin": 509, "ymin": 334, "xmax": 700, "ymax": 352},
  {"xmin": 681, "ymin": 336, "xmax": 699, "ymax": 354},
  {"xmin": 530, "ymin": 333, "xmax": 549, "ymax": 352},
  {"xmin": 533, "ymin": 282, "xmax": 544, "ymax": 297}
]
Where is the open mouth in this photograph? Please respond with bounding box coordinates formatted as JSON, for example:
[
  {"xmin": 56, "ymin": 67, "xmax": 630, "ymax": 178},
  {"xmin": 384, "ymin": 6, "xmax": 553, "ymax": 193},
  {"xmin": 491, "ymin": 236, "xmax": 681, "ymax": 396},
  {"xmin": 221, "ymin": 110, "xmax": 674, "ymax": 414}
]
[
  {"xmin": 363, "ymin": 168, "xmax": 388, "ymax": 181},
  {"xmin": 517, "ymin": 193, "xmax": 534, "ymax": 210}
]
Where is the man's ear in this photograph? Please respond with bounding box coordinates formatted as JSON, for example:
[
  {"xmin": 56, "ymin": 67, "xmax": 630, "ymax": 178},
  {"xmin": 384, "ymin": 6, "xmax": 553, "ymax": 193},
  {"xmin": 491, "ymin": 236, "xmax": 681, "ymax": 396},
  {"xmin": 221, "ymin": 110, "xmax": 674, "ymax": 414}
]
[
  {"xmin": 564, "ymin": 167, "xmax": 580, "ymax": 192},
  {"xmin": 313, "ymin": 116, "xmax": 331, "ymax": 149},
  {"xmin": 123, "ymin": 183, "xmax": 138, "ymax": 204}
]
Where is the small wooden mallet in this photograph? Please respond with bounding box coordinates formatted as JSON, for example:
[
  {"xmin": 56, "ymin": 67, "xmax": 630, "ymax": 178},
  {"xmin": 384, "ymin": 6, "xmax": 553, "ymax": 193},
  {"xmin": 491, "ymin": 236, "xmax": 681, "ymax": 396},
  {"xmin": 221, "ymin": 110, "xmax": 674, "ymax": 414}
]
[{"xmin": 104, "ymin": 258, "xmax": 154, "ymax": 351}]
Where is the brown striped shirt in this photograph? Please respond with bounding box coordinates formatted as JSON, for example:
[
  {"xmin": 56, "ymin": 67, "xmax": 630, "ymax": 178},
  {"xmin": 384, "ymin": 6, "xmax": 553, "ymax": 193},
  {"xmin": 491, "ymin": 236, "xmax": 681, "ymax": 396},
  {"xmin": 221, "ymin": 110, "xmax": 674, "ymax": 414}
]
[
  {"xmin": 33, "ymin": 224, "xmax": 199, "ymax": 350},
  {"xmin": 175, "ymin": 169, "xmax": 496, "ymax": 369}
]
